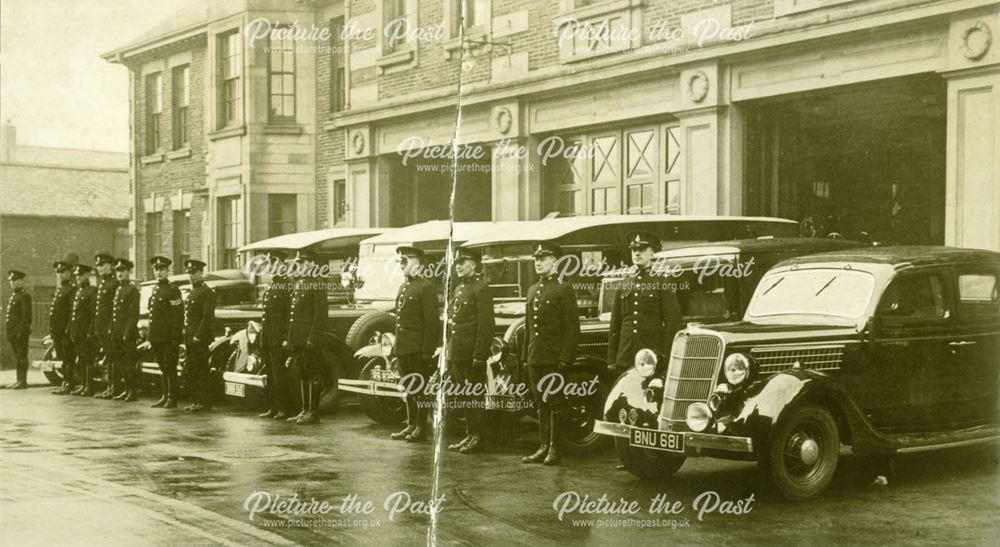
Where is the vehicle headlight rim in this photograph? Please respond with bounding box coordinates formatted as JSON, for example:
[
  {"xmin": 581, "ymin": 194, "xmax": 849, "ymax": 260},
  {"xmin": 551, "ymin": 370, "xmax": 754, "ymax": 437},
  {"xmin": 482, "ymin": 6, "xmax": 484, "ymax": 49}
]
[
  {"xmin": 723, "ymin": 353, "xmax": 751, "ymax": 385},
  {"xmin": 633, "ymin": 348, "xmax": 658, "ymax": 378},
  {"xmin": 686, "ymin": 402, "xmax": 712, "ymax": 432},
  {"xmin": 380, "ymin": 332, "xmax": 396, "ymax": 359}
]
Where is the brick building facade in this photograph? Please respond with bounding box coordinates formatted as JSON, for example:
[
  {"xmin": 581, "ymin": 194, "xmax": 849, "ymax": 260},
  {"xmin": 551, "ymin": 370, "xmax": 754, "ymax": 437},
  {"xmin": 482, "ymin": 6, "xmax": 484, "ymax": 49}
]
[{"xmin": 106, "ymin": 0, "xmax": 1000, "ymax": 258}]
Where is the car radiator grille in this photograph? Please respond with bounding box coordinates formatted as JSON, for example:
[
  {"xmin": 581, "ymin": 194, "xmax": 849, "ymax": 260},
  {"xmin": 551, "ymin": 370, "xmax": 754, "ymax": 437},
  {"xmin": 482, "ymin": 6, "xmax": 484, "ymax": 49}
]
[
  {"xmin": 750, "ymin": 345, "xmax": 845, "ymax": 374},
  {"xmin": 660, "ymin": 334, "xmax": 723, "ymax": 431}
]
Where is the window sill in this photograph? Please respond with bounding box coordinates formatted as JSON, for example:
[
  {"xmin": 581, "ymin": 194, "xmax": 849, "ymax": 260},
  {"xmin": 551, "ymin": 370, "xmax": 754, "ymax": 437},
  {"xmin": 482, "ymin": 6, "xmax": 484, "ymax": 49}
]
[
  {"xmin": 208, "ymin": 124, "xmax": 247, "ymax": 141},
  {"xmin": 263, "ymin": 124, "xmax": 303, "ymax": 135},
  {"xmin": 140, "ymin": 152, "xmax": 164, "ymax": 165},
  {"xmin": 559, "ymin": 0, "xmax": 641, "ymax": 20},
  {"xmin": 167, "ymin": 147, "xmax": 191, "ymax": 160},
  {"xmin": 376, "ymin": 48, "xmax": 415, "ymax": 73}
]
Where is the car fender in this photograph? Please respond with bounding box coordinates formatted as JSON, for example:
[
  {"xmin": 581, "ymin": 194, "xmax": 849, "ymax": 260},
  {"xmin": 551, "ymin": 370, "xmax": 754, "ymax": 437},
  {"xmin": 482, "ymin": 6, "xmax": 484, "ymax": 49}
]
[
  {"xmin": 730, "ymin": 369, "xmax": 878, "ymax": 452},
  {"xmin": 601, "ymin": 368, "xmax": 661, "ymax": 429},
  {"xmin": 209, "ymin": 334, "xmax": 231, "ymax": 352}
]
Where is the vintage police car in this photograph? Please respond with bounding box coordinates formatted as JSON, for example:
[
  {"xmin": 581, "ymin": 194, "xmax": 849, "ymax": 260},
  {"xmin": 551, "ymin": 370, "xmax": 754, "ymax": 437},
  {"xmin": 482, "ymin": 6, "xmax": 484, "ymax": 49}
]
[{"xmin": 595, "ymin": 246, "xmax": 1000, "ymax": 499}]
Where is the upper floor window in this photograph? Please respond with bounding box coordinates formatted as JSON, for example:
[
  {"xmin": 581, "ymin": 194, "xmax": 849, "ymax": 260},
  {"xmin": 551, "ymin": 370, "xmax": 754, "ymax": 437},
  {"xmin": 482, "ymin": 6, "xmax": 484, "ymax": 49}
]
[
  {"xmin": 218, "ymin": 31, "xmax": 241, "ymax": 127},
  {"xmin": 173, "ymin": 209, "xmax": 191, "ymax": 274},
  {"xmin": 145, "ymin": 73, "xmax": 162, "ymax": 154},
  {"xmin": 172, "ymin": 65, "xmax": 190, "ymax": 149},
  {"xmin": 268, "ymin": 194, "xmax": 297, "ymax": 237},
  {"xmin": 330, "ymin": 16, "xmax": 346, "ymax": 113},
  {"xmin": 218, "ymin": 195, "xmax": 242, "ymax": 268},
  {"xmin": 450, "ymin": 0, "xmax": 488, "ymax": 36},
  {"xmin": 268, "ymin": 34, "xmax": 296, "ymax": 122},
  {"xmin": 383, "ymin": 0, "xmax": 410, "ymax": 52}
]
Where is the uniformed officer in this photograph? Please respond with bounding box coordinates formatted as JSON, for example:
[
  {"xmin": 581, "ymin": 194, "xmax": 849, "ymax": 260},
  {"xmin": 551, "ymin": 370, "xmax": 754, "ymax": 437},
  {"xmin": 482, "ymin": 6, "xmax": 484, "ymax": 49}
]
[
  {"xmin": 283, "ymin": 250, "xmax": 327, "ymax": 425},
  {"xmin": 258, "ymin": 251, "xmax": 294, "ymax": 420},
  {"xmin": 445, "ymin": 247, "xmax": 494, "ymax": 454},
  {"xmin": 68, "ymin": 264, "xmax": 97, "ymax": 396},
  {"xmin": 182, "ymin": 259, "xmax": 216, "ymax": 413},
  {"xmin": 4, "ymin": 270, "xmax": 31, "ymax": 389},
  {"xmin": 109, "ymin": 259, "xmax": 140, "ymax": 402},
  {"xmin": 607, "ymin": 230, "xmax": 682, "ymax": 375},
  {"xmin": 91, "ymin": 251, "xmax": 120, "ymax": 399},
  {"xmin": 50, "ymin": 252, "xmax": 79, "ymax": 395},
  {"xmin": 148, "ymin": 256, "xmax": 182, "ymax": 409},
  {"xmin": 389, "ymin": 246, "xmax": 440, "ymax": 442},
  {"xmin": 520, "ymin": 242, "xmax": 579, "ymax": 466}
]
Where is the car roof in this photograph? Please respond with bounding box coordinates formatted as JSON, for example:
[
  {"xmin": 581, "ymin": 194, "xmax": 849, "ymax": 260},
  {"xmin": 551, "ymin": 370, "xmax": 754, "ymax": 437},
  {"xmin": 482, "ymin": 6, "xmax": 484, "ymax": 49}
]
[
  {"xmin": 776, "ymin": 245, "xmax": 1000, "ymax": 269},
  {"xmin": 139, "ymin": 269, "xmax": 250, "ymax": 287},
  {"xmin": 460, "ymin": 215, "xmax": 798, "ymax": 249},
  {"xmin": 654, "ymin": 238, "xmax": 866, "ymax": 260},
  {"xmin": 239, "ymin": 228, "xmax": 389, "ymax": 253},
  {"xmin": 360, "ymin": 220, "xmax": 520, "ymax": 249}
]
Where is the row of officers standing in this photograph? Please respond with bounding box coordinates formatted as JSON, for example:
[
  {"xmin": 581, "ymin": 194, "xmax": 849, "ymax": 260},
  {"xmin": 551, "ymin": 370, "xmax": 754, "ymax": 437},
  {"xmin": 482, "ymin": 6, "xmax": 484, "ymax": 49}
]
[{"xmin": 345, "ymin": 230, "xmax": 682, "ymax": 466}]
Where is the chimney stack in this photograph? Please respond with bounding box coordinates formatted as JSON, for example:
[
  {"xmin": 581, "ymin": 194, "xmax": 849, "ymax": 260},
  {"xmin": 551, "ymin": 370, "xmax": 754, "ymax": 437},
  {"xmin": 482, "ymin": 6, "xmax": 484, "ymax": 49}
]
[{"xmin": 1, "ymin": 121, "xmax": 15, "ymax": 162}]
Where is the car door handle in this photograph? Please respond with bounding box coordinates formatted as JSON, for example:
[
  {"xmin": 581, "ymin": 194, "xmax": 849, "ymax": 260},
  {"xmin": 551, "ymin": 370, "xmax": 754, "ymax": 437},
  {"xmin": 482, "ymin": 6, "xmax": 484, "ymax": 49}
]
[{"xmin": 948, "ymin": 340, "xmax": 976, "ymax": 346}]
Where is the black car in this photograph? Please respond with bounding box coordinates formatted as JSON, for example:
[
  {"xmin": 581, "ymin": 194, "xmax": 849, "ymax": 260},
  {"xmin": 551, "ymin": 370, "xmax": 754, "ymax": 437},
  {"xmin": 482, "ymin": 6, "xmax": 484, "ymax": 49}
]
[{"xmin": 595, "ymin": 246, "xmax": 1000, "ymax": 499}]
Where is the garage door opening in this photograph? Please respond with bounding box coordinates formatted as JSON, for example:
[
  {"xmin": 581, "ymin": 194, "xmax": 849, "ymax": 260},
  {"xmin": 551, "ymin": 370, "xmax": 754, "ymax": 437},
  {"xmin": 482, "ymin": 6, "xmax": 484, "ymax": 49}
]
[{"xmin": 744, "ymin": 75, "xmax": 946, "ymax": 245}]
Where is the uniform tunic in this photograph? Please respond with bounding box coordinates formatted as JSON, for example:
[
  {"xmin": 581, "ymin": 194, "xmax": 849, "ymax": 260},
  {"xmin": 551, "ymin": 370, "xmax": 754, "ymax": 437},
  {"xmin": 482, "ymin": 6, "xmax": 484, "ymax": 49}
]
[
  {"xmin": 286, "ymin": 276, "xmax": 328, "ymax": 379},
  {"xmin": 394, "ymin": 276, "xmax": 439, "ymax": 357},
  {"xmin": 69, "ymin": 280, "xmax": 97, "ymax": 381},
  {"xmin": 148, "ymin": 278, "xmax": 182, "ymax": 374},
  {"xmin": 109, "ymin": 279, "xmax": 140, "ymax": 373},
  {"xmin": 91, "ymin": 273, "xmax": 119, "ymax": 343},
  {"xmin": 520, "ymin": 274, "xmax": 579, "ymax": 367},
  {"xmin": 5, "ymin": 287, "xmax": 31, "ymax": 373},
  {"xmin": 445, "ymin": 274, "xmax": 494, "ymax": 363},
  {"xmin": 183, "ymin": 280, "xmax": 216, "ymax": 402},
  {"xmin": 607, "ymin": 267, "xmax": 682, "ymax": 369}
]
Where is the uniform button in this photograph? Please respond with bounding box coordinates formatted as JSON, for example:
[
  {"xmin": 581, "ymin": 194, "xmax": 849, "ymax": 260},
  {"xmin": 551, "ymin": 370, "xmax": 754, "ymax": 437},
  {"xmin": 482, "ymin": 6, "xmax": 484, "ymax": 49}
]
[{"xmin": 632, "ymin": 329, "xmax": 637, "ymax": 333}]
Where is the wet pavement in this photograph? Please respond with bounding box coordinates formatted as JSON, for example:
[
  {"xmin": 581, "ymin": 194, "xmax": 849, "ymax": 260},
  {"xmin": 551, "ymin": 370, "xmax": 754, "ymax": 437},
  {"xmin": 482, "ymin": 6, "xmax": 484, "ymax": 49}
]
[{"xmin": 1, "ymin": 368, "xmax": 998, "ymax": 546}]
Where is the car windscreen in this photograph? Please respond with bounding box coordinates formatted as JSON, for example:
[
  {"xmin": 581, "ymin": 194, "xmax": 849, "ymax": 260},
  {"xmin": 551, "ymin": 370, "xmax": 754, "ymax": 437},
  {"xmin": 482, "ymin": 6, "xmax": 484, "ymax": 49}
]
[
  {"xmin": 747, "ymin": 269, "xmax": 875, "ymax": 320},
  {"xmin": 598, "ymin": 269, "xmax": 729, "ymax": 321}
]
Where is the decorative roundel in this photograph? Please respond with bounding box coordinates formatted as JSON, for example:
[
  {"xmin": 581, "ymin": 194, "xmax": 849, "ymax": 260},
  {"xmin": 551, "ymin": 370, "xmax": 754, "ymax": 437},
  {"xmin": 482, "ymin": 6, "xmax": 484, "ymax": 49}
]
[
  {"xmin": 687, "ymin": 70, "xmax": 709, "ymax": 103},
  {"xmin": 628, "ymin": 408, "xmax": 638, "ymax": 425},
  {"xmin": 496, "ymin": 107, "xmax": 513, "ymax": 135},
  {"xmin": 351, "ymin": 131, "xmax": 366, "ymax": 155},
  {"xmin": 618, "ymin": 408, "xmax": 628, "ymax": 424},
  {"xmin": 961, "ymin": 21, "xmax": 992, "ymax": 60}
]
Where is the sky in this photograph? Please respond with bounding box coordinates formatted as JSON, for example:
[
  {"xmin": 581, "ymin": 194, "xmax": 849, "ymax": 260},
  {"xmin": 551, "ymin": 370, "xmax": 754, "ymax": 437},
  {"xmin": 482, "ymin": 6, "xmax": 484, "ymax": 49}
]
[{"xmin": 0, "ymin": 0, "xmax": 192, "ymax": 152}]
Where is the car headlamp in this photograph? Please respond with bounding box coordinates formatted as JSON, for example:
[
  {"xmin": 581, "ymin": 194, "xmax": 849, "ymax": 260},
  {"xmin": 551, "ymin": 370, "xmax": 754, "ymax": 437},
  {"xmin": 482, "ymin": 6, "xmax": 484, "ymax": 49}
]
[
  {"xmin": 723, "ymin": 353, "xmax": 751, "ymax": 385},
  {"xmin": 686, "ymin": 402, "xmax": 712, "ymax": 432},
  {"xmin": 380, "ymin": 332, "xmax": 396, "ymax": 358},
  {"xmin": 488, "ymin": 337, "xmax": 504, "ymax": 365},
  {"xmin": 246, "ymin": 352, "xmax": 260, "ymax": 373},
  {"xmin": 633, "ymin": 348, "xmax": 657, "ymax": 378},
  {"xmin": 247, "ymin": 321, "xmax": 260, "ymax": 345}
]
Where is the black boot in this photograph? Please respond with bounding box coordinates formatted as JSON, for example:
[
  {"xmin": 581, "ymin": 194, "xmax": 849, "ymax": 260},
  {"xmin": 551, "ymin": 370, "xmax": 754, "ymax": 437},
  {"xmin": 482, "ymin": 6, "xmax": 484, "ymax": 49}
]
[
  {"xmin": 297, "ymin": 383, "xmax": 320, "ymax": 425},
  {"xmin": 287, "ymin": 382, "xmax": 307, "ymax": 422},
  {"xmin": 522, "ymin": 410, "xmax": 550, "ymax": 464},
  {"xmin": 150, "ymin": 375, "xmax": 168, "ymax": 407},
  {"xmin": 392, "ymin": 396, "xmax": 418, "ymax": 440},
  {"xmin": 80, "ymin": 364, "xmax": 95, "ymax": 397},
  {"xmin": 163, "ymin": 372, "xmax": 177, "ymax": 409},
  {"xmin": 406, "ymin": 405, "xmax": 427, "ymax": 442},
  {"xmin": 544, "ymin": 411, "xmax": 561, "ymax": 465}
]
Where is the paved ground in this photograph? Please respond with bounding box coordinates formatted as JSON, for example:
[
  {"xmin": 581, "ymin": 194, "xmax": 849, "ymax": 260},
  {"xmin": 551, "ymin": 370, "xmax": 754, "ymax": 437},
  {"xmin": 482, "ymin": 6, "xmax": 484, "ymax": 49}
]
[{"xmin": 1, "ymin": 369, "xmax": 998, "ymax": 546}]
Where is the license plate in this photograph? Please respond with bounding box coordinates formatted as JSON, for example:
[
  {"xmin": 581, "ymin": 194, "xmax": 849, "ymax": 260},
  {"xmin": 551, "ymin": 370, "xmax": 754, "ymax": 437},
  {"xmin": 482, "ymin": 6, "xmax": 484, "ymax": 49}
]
[
  {"xmin": 371, "ymin": 369, "xmax": 397, "ymax": 383},
  {"xmin": 225, "ymin": 382, "xmax": 245, "ymax": 397},
  {"xmin": 629, "ymin": 426, "xmax": 684, "ymax": 453}
]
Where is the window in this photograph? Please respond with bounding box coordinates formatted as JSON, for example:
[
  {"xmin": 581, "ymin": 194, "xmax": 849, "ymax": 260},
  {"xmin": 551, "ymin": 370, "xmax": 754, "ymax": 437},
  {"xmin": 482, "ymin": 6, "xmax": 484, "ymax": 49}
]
[
  {"xmin": 268, "ymin": 34, "xmax": 295, "ymax": 122},
  {"xmin": 332, "ymin": 179, "xmax": 347, "ymax": 227},
  {"xmin": 957, "ymin": 269, "xmax": 999, "ymax": 322},
  {"xmin": 173, "ymin": 209, "xmax": 191, "ymax": 273},
  {"xmin": 145, "ymin": 211, "xmax": 163, "ymax": 276},
  {"xmin": 451, "ymin": 0, "xmax": 488, "ymax": 35},
  {"xmin": 878, "ymin": 273, "xmax": 951, "ymax": 322},
  {"xmin": 383, "ymin": 0, "xmax": 409, "ymax": 51},
  {"xmin": 145, "ymin": 73, "xmax": 162, "ymax": 153},
  {"xmin": 218, "ymin": 31, "xmax": 241, "ymax": 127},
  {"xmin": 172, "ymin": 65, "xmax": 190, "ymax": 149},
  {"xmin": 218, "ymin": 196, "xmax": 242, "ymax": 267},
  {"xmin": 268, "ymin": 194, "xmax": 297, "ymax": 237},
  {"xmin": 330, "ymin": 17, "xmax": 346, "ymax": 113}
]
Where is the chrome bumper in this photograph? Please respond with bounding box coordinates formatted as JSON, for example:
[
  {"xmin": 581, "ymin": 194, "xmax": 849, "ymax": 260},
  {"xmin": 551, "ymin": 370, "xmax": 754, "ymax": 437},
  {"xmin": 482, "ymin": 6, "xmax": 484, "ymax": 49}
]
[
  {"xmin": 222, "ymin": 371, "xmax": 266, "ymax": 389},
  {"xmin": 594, "ymin": 420, "xmax": 754, "ymax": 454},
  {"xmin": 338, "ymin": 378, "xmax": 405, "ymax": 398},
  {"xmin": 32, "ymin": 360, "xmax": 60, "ymax": 372},
  {"xmin": 139, "ymin": 362, "xmax": 185, "ymax": 376}
]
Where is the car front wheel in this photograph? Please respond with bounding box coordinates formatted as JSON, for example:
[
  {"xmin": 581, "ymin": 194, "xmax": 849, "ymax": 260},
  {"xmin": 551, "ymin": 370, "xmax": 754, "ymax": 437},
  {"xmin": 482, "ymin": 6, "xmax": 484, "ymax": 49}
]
[
  {"xmin": 42, "ymin": 345, "xmax": 62, "ymax": 385},
  {"xmin": 615, "ymin": 437, "xmax": 686, "ymax": 480},
  {"xmin": 765, "ymin": 405, "xmax": 840, "ymax": 500},
  {"xmin": 358, "ymin": 358, "xmax": 405, "ymax": 424}
]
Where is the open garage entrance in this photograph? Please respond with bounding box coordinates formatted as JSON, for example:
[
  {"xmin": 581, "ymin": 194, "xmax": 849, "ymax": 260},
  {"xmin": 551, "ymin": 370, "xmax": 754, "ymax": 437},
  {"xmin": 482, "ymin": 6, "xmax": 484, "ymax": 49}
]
[
  {"xmin": 743, "ymin": 75, "xmax": 947, "ymax": 245},
  {"xmin": 383, "ymin": 149, "xmax": 492, "ymax": 226}
]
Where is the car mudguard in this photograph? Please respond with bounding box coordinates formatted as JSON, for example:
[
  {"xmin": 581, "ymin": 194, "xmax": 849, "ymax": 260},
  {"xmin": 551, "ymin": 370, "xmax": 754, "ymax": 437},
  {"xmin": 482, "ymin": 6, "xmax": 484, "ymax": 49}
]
[
  {"xmin": 729, "ymin": 369, "xmax": 886, "ymax": 454},
  {"xmin": 602, "ymin": 369, "xmax": 661, "ymax": 430},
  {"xmin": 354, "ymin": 342, "xmax": 382, "ymax": 360}
]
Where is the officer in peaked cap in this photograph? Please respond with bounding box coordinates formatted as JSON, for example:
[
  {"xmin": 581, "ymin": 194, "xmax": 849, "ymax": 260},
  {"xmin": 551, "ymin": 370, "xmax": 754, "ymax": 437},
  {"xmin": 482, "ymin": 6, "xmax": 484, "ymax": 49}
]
[
  {"xmin": 445, "ymin": 246, "xmax": 495, "ymax": 454},
  {"xmin": 50, "ymin": 252, "xmax": 80, "ymax": 395},
  {"xmin": 182, "ymin": 259, "xmax": 216, "ymax": 412},
  {"xmin": 148, "ymin": 256, "xmax": 182, "ymax": 409},
  {"xmin": 520, "ymin": 241, "xmax": 579, "ymax": 466},
  {"xmin": 5, "ymin": 270, "xmax": 31, "ymax": 389},
  {"xmin": 109, "ymin": 259, "xmax": 141, "ymax": 401},
  {"xmin": 390, "ymin": 245, "xmax": 440, "ymax": 442},
  {"xmin": 607, "ymin": 230, "xmax": 682, "ymax": 377},
  {"xmin": 283, "ymin": 250, "xmax": 328, "ymax": 424},
  {"xmin": 91, "ymin": 251, "xmax": 120, "ymax": 399},
  {"xmin": 68, "ymin": 264, "xmax": 97, "ymax": 396},
  {"xmin": 258, "ymin": 250, "xmax": 295, "ymax": 420}
]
